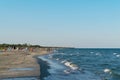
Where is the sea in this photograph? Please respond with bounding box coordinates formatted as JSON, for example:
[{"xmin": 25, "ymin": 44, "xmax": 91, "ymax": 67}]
[{"xmin": 39, "ymin": 48, "xmax": 120, "ymax": 80}]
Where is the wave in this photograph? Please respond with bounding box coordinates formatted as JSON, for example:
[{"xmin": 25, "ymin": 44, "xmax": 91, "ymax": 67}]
[
  {"xmin": 64, "ymin": 69, "xmax": 71, "ymax": 74},
  {"xmin": 104, "ymin": 68, "xmax": 112, "ymax": 74},
  {"xmin": 116, "ymin": 54, "xmax": 120, "ymax": 58},
  {"xmin": 38, "ymin": 54, "xmax": 102, "ymax": 80},
  {"xmin": 64, "ymin": 61, "xmax": 79, "ymax": 70}
]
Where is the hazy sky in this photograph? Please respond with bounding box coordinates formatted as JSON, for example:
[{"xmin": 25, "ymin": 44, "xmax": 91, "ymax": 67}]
[{"xmin": 0, "ymin": 0, "xmax": 120, "ymax": 48}]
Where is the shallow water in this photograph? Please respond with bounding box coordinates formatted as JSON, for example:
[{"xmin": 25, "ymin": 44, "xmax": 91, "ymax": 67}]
[
  {"xmin": 39, "ymin": 48, "xmax": 120, "ymax": 80},
  {"xmin": 9, "ymin": 68, "xmax": 34, "ymax": 71}
]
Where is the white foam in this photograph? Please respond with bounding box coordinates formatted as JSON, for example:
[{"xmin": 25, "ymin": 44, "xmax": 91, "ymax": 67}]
[
  {"xmin": 64, "ymin": 62, "xmax": 78, "ymax": 70},
  {"xmin": 90, "ymin": 52, "xmax": 94, "ymax": 54},
  {"xmin": 104, "ymin": 68, "xmax": 112, "ymax": 74},
  {"xmin": 64, "ymin": 62, "xmax": 72, "ymax": 66},
  {"xmin": 116, "ymin": 55, "xmax": 120, "ymax": 57},
  {"xmin": 64, "ymin": 69, "xmax": 71, "ymax": 74},
  {"xmin": 56, "ymin": 58, "xmax": 59, "ymax": 60},
  {"xmin": 95, "ymin": 53, "xmax": 101, "ymax": 56},
  {"xmin": 70, "ymin": 64, "xmax": 79, "ymax": 70},
  {"xmin": 113, "ymin": 53, "xmax": 117, "ymax": 55},
  {"xmin": 48, "ymin": 55, "xmax": 53, "ymax": 59}
]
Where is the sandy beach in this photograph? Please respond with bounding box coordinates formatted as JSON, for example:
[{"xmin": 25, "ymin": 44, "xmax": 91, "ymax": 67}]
[{"xmin": 0, "ymin": 49, "xmax": 53, "ymax": 80}]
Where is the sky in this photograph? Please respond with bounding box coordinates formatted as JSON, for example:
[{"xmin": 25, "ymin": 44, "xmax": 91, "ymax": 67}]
[{"xmin": 0, "ymin": 0, "xmax": 120, "ymax": 48}]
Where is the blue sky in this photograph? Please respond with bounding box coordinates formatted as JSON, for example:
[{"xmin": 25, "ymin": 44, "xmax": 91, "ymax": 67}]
[{"xmin": 0, "ymin": 0, "xmax": 120, "ymax": 48}]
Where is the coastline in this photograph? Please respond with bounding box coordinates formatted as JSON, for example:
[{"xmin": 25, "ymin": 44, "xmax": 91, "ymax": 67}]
[
  {"xmin": 0, "ymin": 48, "xmax": 54, "ymax": 80},
  {"xmin": 36, "ymin": 57, "xmax": 50, "ymax": 80}
]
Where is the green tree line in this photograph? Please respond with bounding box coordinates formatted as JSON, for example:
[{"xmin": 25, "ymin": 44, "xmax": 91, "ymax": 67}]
[{"xmin": 0, "ymin": 43, "xmax": 41, "ymax": 50}]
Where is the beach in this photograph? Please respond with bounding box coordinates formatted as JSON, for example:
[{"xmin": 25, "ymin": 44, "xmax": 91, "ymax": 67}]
[{"xmin": 0, "ymin": 48, "xmax": 53, "ymax": 80}]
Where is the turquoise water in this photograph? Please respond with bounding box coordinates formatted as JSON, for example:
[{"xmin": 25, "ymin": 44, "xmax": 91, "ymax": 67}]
[{"xmin": 39, "ymin": 48, "xmax": 120, "ymax": 80}]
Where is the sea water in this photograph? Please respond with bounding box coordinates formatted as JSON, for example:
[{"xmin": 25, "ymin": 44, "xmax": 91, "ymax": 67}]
[{"xmin": 39, "ymin": 48, "xmax": 120, "ymax": 80}]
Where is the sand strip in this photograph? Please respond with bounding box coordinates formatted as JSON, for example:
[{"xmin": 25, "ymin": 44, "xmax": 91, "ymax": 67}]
[{"xmin": 0, "ymin": 50, "xmax": 52, "ymax": 80}]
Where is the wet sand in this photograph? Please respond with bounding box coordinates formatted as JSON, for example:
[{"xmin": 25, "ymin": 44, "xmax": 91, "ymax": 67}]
[{"xmin": 0, "ymin": 50, "xmax": 51, "ymax": 80}]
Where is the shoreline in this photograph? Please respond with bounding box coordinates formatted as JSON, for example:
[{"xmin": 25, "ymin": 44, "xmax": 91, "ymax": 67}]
[
  {"xmin": 0, "ymin": 49, "xmax": 54, "ymax": 80},
  {"xmin": 36, "ymin": 57, "xmax": 51, "ymax": 80}
]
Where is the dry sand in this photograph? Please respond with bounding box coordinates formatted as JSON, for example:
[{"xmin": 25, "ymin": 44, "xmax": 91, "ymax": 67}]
[{"xmin": 0, "ymin": 50, "xmax": 51, "ymax": 79}]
